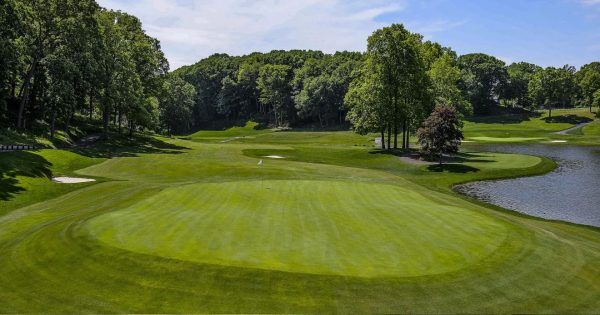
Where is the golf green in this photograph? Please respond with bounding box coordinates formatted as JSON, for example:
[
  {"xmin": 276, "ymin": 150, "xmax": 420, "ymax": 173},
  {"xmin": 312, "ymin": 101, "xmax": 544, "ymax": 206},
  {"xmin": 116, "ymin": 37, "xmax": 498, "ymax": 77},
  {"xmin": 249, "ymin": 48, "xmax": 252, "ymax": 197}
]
[{"xmin": 86, "ymin": 180, "xmax": 507, "ymax": 277}]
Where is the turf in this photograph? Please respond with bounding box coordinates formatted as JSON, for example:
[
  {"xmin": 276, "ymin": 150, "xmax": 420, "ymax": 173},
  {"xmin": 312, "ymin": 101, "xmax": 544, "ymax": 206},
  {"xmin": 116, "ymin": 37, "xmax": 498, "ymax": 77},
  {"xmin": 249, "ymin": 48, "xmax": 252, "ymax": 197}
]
[
  {"xmin": 0, "ymin": 123, "xmax": 599, "ymax": 313},
  {"xmin": 86, "ymin": 180, "xmax": 507, "ymax": 278},
  {"xmin": 0, "ymin": 149, "xmax": 104, "ymax": 216},
  {"xmin": 463, "ymin": 108, "xmax": 599, "ymax": 144}
]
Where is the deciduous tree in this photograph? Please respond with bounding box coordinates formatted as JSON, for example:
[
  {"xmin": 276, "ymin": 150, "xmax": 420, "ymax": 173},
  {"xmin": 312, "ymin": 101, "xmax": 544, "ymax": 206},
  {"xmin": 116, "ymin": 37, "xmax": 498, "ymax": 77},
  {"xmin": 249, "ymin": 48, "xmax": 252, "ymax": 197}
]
[{"xmin": 417, "ymin": 104, "xmax": 464, "ymax": 164}]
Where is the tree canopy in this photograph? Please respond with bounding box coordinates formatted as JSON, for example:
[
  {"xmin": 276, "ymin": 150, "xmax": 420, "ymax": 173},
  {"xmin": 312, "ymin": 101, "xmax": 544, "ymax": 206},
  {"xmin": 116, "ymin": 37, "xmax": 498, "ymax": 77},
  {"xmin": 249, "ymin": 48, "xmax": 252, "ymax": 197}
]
[
  {"xmin": 417, "ymin": 105, "xmax": 464, "ymax": 164},
  {"xmin": 0, "ymin": 2, "xmax": 598, "ymax": 140},
  {"xmin": 458, "ymin": 53, "xmax": 509, "ymax": 115}
]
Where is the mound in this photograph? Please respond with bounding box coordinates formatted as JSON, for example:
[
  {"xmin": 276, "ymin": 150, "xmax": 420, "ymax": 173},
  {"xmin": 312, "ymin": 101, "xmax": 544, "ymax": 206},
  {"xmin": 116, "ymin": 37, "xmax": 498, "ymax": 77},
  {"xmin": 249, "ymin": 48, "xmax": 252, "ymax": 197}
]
[{"xmin": 86, "ymin": 180, "xmax": 508, "ymax": 277}]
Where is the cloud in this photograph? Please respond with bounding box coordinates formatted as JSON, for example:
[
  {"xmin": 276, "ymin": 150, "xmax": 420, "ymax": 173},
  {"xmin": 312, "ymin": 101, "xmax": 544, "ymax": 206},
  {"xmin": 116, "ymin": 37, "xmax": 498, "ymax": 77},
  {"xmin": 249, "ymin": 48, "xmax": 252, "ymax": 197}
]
[
  {"xmin": 97, "ymin": 0, "xmax": 411, "ymax": 69},
  {"xmin": 580, "ymin": 0, "xmax": 600, "ymax": 5},
  {"xmin": 405, "ymin": 19, "xmax": 467, "ymax": 41}
]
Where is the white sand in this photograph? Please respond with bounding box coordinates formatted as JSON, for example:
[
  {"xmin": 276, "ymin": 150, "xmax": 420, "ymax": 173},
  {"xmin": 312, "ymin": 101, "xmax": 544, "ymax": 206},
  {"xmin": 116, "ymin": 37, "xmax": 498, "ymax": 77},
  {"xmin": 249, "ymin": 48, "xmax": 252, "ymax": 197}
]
[
  {"xmin": 550, "ymin": 140, "xmax": 568, "ymax": 143},
  {"xmin": 52, "ymin": 177, "xmax": 96, "ymax": 184},
  {"xmin": 264, "ymin": 155, "xmax": 285, "ymax": 159}
]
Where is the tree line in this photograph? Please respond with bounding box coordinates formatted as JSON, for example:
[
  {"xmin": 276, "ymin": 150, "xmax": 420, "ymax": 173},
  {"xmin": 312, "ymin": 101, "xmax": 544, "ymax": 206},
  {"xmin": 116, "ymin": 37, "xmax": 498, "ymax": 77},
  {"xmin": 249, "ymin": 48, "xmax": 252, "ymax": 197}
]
[
  {"xmin": 1, "ymin": 1, "xmax": 599, "ymax": 141},
  {"xmin": 0, "ymin": 0, "xmax": 169, "ymax": 138}
]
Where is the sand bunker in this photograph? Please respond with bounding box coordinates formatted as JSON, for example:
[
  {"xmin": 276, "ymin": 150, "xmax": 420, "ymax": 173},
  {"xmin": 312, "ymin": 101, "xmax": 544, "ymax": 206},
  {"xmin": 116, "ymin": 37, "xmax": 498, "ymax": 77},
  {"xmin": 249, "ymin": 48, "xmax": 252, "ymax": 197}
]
[
  {"xmin": 52, "ymin": 177, "xmax": 96, "ymax": 184},
  {"xmin": 550, "ymin": 140, "xmax": 568, "ymax": 143},
  {"xmin": 264, "ymin": 155, "xmax": 285, "ymax": 159}
]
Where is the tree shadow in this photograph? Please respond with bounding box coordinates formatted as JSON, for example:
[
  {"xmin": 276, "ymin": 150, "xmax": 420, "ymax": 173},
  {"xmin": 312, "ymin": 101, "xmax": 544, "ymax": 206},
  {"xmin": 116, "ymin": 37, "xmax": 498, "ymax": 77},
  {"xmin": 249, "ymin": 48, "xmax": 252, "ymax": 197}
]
[
  {"xmin": 195, "ymin": 119, "xmax": 252, "ymax": 131},
  {"xmin": 465, "ymin": 113, "xmax": 535, "ymax": 124},
  {"xmin": 72, "ymin": 133, "xmax": 190, "ymax": 158},
  {"xmin": 542, "ymin": 115, "xmax": 593, "ymax": 124},
  {"xmin": 369, "ymin": 149, "xmax": 485, "ymax": 173},
  {"xmin": 427, "ymin": 164, "xmax": 480, "ymax": 173},
  {"xmin": 450, "ymin": 152, "xmax": 495, "ymax": 164},
  {"xmin": 0, "ymin": 151, "xmax": 53, "ymax": 201},
  {"xmin": 368, "ymin": 148, "xmax": 419, "ymax": 157}
]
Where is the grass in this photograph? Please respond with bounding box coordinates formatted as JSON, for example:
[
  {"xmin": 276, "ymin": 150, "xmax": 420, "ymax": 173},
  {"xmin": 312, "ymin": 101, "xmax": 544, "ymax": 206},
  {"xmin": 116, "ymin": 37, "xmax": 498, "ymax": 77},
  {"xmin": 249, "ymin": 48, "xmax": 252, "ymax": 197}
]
[
  {"xmin": 86, "ymin": 180, "xmax": 508, "ymax": 278},
  {"xmin": 0, "ymin": 149, "xmax": 104, "ymax": 216},
  {"xmin": 463, "ymin": 108, "xmax": 599, "ymax": 144},
  {"xmin": 0, "ymin": 118, "xmax": 599, "ymax": 313}
]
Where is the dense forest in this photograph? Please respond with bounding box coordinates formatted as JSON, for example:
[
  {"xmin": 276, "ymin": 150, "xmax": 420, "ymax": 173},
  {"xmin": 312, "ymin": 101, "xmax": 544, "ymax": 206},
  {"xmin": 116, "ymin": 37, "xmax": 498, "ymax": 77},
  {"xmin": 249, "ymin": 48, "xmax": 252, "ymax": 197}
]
[{"xmin": 1, "ymin": 0, "xmax": 599, "ymax": 142}]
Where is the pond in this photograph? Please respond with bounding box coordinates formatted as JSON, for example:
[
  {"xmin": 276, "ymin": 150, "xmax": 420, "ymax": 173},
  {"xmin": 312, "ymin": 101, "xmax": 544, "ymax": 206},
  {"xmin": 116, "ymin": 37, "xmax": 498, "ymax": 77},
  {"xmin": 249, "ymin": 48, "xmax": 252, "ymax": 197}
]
[{"xmin": 456, "ymin": 145, "xmax": 600, "ymax": 227}]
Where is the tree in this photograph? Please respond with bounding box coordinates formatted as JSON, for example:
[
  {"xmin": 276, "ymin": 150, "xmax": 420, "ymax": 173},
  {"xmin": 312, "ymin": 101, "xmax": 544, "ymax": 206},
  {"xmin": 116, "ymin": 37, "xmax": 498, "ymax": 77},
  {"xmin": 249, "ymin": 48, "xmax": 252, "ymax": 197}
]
[
  {"xmin": 417, "ymin": 105, "xmax": 464, "ymax": 164},
  {"xmin": 217, "ymin": 75, "xmax": 242, "ymax": 119},
  {"xmin": 505, "ymin": 62, "xmax": 541, "ymax": 110},
  {"xmin": 458, "ymin": 53, "xmax": 508, "ymax": 114},
  {"xmin": 293, "ymin": 53, "xmax": 361, "ymax": 126},
  {"xmin": 593, "ymin": 90, "xmax": 600, "ymax": 118},
  {"xmin": 96, "ymin": 9, "xmax": 167, "ymax": 138},
  {"xmin": 576, "ymin": 62, "xmax": 600, "ymax": 112},
  {"xmin": 345, "ymin": 68, "xmax": 389, "ymax": 149},
  {"xmin": 159, "ymin": 76, "xmax": 195, "ymax": 135},
  {"xmin": 363, "ymin": 23, "xmax": 430, "ymax": 150},
  {"xmin": 0, "ymin": 0, "xmax": 21, "ymax": 123},
  {"xmin": 175, "ymin": 54, "xmax": 239, "ymax": 127},
  {"xmin": 257, "ymin": 64, "xmax": 292, "ymax": 127},
  {"xmin": 529, "ymin": 66, "xmax": 577, "ymax": 117},
  {"xmin": 235, "ymin": 62, "xmax": 261, "ymax": 117},
  {"xmin": 428, "ymin": 54, "xmax": 472, "ymax": 115}
]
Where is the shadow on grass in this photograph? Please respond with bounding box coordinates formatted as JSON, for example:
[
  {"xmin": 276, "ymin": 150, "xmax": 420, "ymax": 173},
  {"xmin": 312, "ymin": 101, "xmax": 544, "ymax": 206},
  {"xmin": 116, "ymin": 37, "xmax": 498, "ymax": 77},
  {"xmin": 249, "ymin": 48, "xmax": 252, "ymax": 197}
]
[
  {"xmin": 466, "ymin": 114, "xmax": 532, "ymax": 124},
  {"xmin": 0, "ymin": 151, "xmax": 52, "ymax": 201},
  {"xmin": 370, "ymin": 149, "xmax": 486, "ymax": 173},
  {"xmin": 542, "ymin": 115, "xmax": 593, "ymax": 124},
  {"xmin": 72, "ymin": 133, "xmax": 190, "ymax": 158},
  {"xmin": 427, "ymin": 164, "xmax": 480, "ymax": 173},
  {"xmin": 368, "ymin": 148, "xmax": 419, "ymax": 157},
  {"xmin": 194, "ymin": 119, "xmax": 263, "ymax": 131}
]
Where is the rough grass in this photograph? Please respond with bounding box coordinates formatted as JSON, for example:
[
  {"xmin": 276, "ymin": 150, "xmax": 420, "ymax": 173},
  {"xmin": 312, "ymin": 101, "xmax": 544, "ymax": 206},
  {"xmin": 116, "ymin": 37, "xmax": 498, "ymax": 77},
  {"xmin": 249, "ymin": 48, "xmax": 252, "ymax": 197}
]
[
  {"xmin": 0, "ymin": 149, "xmax": 104, "ymax": 216},
  {"xmin": 0, "ymin": 122, "xmax": 599, "ymax": 313}
]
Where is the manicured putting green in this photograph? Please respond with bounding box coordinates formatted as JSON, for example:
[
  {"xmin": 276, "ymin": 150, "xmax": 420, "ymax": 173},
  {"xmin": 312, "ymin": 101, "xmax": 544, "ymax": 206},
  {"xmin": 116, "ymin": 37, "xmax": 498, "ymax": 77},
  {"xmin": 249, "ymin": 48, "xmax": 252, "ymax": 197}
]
[{"xmin": 86, "ymin": 180, "xmax": 507, "ymax": 277}]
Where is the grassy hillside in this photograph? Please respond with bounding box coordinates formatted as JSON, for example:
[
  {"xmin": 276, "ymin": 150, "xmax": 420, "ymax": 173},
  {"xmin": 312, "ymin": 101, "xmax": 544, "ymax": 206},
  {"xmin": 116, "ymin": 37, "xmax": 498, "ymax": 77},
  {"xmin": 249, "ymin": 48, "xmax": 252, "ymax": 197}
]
[
  {"xmin": 0, "ymin": 115, "xmax": 598, "ymax": 313},
  {"xmin": 463, "ymin": 108, "xmax": 599, "ymax": 144}
]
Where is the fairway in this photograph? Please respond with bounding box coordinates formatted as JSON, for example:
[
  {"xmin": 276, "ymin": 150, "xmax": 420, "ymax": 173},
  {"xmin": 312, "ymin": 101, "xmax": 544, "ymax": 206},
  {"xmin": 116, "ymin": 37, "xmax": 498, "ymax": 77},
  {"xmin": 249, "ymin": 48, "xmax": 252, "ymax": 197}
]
[
  {"xmin": 3, "ymin": 1, "xmax": 600, "ymax": 312},
  {"xmin": 87, "ymin": 180, "xmax": 507, "ymax": 277},
  {"xmin": 1, "ymin": 129, "xmax": 599, "ymax": 313}
]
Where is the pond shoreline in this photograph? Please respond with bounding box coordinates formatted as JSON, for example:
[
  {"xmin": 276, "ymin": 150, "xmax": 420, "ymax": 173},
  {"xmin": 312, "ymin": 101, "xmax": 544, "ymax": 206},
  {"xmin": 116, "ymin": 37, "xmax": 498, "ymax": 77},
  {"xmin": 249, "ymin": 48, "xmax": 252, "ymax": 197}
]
[{"xmin": 455, "ymin": 144, "xmax": 600, "ymax": 228}]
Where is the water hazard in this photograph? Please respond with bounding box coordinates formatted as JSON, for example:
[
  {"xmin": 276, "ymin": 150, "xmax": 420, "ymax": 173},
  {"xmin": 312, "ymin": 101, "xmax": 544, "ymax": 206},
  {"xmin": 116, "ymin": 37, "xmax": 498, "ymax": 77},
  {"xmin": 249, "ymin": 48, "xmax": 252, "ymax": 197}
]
[{"xmin": 456, "ymin": 145, "xmax": 600, "ymax": 227}]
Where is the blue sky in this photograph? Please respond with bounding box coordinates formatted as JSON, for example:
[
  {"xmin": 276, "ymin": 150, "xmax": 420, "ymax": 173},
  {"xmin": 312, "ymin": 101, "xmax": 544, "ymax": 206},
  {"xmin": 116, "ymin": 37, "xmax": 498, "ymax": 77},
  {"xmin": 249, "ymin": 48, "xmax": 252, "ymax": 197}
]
[{"xmin": 97, "ymin": 0, "xmax": 600, "ymax": 70}]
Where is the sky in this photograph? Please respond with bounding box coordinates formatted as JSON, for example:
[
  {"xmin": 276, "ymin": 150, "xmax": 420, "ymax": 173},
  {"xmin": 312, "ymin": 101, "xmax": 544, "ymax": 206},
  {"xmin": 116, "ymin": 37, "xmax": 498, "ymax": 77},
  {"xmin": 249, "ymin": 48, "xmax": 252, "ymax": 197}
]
[{"xmin": 96, "ymin": 0, "xmax": 600, "ymax": 70}]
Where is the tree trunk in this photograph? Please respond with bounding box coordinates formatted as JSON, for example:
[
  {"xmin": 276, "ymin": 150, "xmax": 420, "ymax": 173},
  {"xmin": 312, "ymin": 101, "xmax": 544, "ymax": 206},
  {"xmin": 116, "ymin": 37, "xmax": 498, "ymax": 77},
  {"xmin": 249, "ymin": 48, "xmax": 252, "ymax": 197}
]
[
  {"xmin": 402, "ymin": 121, "xmax": 406, "ymax": 150},
  {"xmin": 387, "ymin": 126, "xmax": 391, "ymax": 151},
  {"xmin": 65, "ymin": 110, "xmax": 72, "ymax": 134},
  {"xmin": 103, "ymin": 108, "xmax": 110, "ymax": 139},
  {"xmin": 381, "ymin": 129, "xmax": 385, "ymax": 150},
  {"xmin": 50, "ymin": 111, "xmax": 56, "ymax": 139},
  {"xmin": 89, "ymin": 90, "xmax": 94, "ymax": 120},
  {"xmin": 393, "ymin": 123, "xmax": 398, "ymax": 149},
  {"xmin": 11, "ymin": 72, "xmax": 16, "ymax": 97},
  {"xmin": 406, "ymin": 127, "xmax": 410, "ymax": 150},
  {"xmin": 17, "ymin": 58, "xmax": 38, "ymax": 129},
  {"xmin": 129, "ymin": 121, "xmax": 134, "ymax": 137},
  {"xmin": 117, "ymin": 109, "xmax": 122, "ymax": 133}
]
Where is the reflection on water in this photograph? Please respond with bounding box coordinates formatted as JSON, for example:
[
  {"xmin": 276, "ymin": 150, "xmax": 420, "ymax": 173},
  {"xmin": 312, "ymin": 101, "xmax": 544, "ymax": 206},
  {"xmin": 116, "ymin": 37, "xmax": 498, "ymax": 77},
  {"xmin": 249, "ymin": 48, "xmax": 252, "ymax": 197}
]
[{"xmin": 456, "ymin": 145, "xmax": 600, "ymax": 227}]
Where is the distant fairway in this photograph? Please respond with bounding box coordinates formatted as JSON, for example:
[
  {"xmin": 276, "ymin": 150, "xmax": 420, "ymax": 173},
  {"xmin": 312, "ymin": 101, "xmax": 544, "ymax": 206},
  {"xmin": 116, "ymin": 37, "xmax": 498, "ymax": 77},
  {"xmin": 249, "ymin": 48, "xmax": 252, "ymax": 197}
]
[
  {"xmin": 1, "ymin": 120, "xmax": 599, "ymax": 313},
  {"xmin": 463, "ymin": 108, "xmax": 599, "ymax": 144},
  {"xmin": 87, "ymin": 180, "xmax": 507, "ymax": 277}
]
